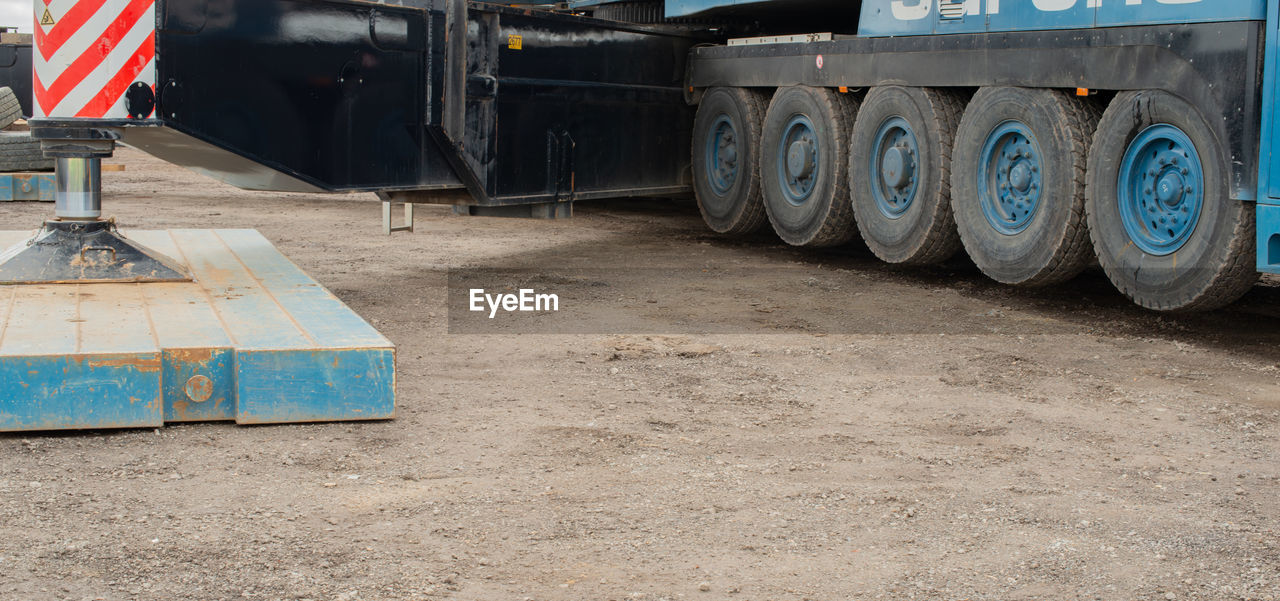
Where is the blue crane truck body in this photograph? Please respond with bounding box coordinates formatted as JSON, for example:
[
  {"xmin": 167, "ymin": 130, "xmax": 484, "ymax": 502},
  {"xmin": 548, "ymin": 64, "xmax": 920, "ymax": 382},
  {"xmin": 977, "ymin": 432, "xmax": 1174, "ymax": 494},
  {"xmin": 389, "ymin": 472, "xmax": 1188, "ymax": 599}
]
[
  {"xmin": 659, "ymin": 0, "xmax": 1280, "ymax": 310},
  {"xmin": 19, "ymin": 0, "xmax": 1280, "ymax": 311},
  {"xmin": 664, "ymin": 0, "xmax": 1268, "ymax": 33}
]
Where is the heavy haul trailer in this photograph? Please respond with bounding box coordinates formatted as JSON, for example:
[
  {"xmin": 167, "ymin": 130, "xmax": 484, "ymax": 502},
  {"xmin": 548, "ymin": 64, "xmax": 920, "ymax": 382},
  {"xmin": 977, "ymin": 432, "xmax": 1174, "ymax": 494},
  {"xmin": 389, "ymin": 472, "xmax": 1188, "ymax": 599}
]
[{"xmin": 640, "ymin": 0, "xmax": 1280, "ymax": 312}]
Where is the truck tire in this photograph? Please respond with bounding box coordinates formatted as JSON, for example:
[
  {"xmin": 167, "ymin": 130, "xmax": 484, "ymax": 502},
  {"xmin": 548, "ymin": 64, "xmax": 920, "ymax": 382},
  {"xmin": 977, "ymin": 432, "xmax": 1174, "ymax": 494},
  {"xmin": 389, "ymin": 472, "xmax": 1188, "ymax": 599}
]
[
  {"xmin": 1086, "ymin": 91, "xmax": 1257, "ymax": 312},
  {"xmin": 760, "ymin": 86, "xmax": 859, "ymax": 247},
  {"xmin": 0, "ymin": 131, "xmax": 53, "ymax": 172},
  {"xmin": 849, "ymin": 86, "xmax": 964, "ymax": 264},
  {"xmin": 951, "ymin": 87, "xmax": 1098, "ymax": 286},
  {"xmin": 692, "ymin": 87, "xmax": 769, "ymax": 235},
  {"xmin": 0, "ymin": 87, "xmax": 21, "ymax": 130}
]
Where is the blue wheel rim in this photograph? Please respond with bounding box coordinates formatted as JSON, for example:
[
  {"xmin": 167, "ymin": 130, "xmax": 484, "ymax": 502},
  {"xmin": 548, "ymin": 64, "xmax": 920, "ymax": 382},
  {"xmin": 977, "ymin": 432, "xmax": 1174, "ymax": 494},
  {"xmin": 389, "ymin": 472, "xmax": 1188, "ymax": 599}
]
[
  {"xmin": 1117, "ymin": 124, "xmax": 1204, "ymax": 256},
  {"xmin": 978, "ymin": 121, "xmax": 1043, "ymax": 235},
  {"xmin": 776, "ymin": 115, "xmax": 820, "ymax": 206},
  {"xmin": 704, "ymin": 114, "xmax": 739, "ymax": 195},
  {"xmin": 870, "ymin": 116, "xmax": 920, "ymax": 220}
]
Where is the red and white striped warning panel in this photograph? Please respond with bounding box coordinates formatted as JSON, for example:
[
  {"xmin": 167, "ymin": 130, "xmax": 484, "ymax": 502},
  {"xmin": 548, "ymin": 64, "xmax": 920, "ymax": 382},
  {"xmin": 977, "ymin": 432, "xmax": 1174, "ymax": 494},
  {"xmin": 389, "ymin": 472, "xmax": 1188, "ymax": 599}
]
[{"xmin": 33, "ymin": 0, "xmax": 156, "ymax": 119}]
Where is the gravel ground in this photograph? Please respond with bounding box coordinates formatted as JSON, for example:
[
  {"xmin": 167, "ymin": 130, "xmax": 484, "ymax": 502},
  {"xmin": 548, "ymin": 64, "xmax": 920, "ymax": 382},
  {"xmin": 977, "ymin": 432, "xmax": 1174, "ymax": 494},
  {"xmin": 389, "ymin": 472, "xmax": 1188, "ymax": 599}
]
[{"xmin": 0, "ymin": 147, "xmax": 1278, "ymax": 601}]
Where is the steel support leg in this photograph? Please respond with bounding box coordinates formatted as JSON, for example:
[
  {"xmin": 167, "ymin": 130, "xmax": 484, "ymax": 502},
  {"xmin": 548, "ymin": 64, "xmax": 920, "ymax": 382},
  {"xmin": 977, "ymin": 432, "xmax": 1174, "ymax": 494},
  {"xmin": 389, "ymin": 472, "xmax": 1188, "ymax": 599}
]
[
  {"xmin": 54, "ymin": 157, "xmax": 102, "ymax": 220},
  {"xmin": 382, "ymin": 200, "xmax": 414, "ymax": 235},
  {"xmin": 0, "ymin": 147, "xmax": 190, "ymax": 284}
]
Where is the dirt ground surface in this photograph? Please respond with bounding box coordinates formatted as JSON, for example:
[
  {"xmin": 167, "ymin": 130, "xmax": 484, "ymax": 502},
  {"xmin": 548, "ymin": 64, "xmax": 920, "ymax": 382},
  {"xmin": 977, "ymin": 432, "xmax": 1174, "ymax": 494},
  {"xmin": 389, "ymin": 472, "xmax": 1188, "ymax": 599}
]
[{"xmin": 1, "ymin": 147, "xmax": 1279, "ymax": 601}]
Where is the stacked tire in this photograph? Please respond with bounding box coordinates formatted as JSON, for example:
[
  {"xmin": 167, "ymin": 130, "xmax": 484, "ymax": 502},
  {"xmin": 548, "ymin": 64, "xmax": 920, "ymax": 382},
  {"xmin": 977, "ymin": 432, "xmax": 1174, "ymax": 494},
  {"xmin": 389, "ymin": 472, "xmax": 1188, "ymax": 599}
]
[{"xmin": 0, "ymin": 86, "xmax": 52, "ymax": 173}]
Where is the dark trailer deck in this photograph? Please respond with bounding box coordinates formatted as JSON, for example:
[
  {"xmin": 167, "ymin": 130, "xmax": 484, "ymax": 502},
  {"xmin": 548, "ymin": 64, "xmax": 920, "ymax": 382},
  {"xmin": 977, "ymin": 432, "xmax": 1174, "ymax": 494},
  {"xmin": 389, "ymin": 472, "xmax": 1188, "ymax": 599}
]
[{"xmin": 32, "ymin": 0, "xmax": 698, "ymax": 215}]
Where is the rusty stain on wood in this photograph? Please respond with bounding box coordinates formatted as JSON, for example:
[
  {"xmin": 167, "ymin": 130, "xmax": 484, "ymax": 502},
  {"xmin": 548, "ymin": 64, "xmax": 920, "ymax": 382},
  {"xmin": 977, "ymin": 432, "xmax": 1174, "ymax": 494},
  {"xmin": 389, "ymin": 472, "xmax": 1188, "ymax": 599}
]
[
  {"xmin": 87, "ymin": 356, "xmax": 162, "ymax": 372},
  {"xmin": 168, "ymin": 348, "xmax": 216, "ymax": 363}
]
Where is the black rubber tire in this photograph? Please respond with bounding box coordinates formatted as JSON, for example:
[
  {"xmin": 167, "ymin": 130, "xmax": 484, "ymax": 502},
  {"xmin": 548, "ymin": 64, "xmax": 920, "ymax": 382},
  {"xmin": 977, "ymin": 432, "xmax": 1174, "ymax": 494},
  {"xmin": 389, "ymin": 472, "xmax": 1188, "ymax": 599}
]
[
  {"xmin": 1086, "ymin": 91, "xmax": 1257, "ymax": 312},
  {"xmin": 692, "ymin": 87, "xmax": 769, "ymax": 235},
  {"xmin": 760, "ymin": 86, "xmax": 859, "ymax": 247},
  {"xmin": 849, "ymin": 86, "xmax": 964, "ymax": 265},
  {"xmin": 0, "ymin": 131, "xmax": 53, "ymax": 172},
  {"xmin": 951, "ymin": 87, "xmax": 1099, "ymax": 286},
  {"xmin": 0, "ymin": 87, "xmax": 20, "ymax": 130}
]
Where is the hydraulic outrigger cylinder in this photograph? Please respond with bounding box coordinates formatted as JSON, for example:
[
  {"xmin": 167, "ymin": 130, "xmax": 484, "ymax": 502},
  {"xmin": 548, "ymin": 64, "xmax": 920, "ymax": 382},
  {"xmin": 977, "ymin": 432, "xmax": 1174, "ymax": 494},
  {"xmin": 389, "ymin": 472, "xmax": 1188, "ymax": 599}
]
[{"xmin": 0, "ymin": 141, "xmax": 189, "ymax": 284}]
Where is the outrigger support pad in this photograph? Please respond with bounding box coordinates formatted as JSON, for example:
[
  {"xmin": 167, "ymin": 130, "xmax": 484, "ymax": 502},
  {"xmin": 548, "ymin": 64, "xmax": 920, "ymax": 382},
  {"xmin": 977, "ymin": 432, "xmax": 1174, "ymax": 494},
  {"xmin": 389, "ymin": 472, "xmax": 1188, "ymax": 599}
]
[
  {"xmin": 0, "ymin": 149, "xmax": 191, "ymax": 284},
  {"xmin": 0, "ymin": 219, "xmax": 191, "ymax": 284}
]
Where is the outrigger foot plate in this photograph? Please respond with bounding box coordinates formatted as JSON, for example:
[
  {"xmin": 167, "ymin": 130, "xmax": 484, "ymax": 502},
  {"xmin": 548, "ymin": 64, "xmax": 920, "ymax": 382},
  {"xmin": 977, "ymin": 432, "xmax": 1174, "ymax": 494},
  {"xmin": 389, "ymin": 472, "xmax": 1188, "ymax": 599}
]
[{"xmin": 0, "ymin": 220, "xmax": 191, "ymax": 284}]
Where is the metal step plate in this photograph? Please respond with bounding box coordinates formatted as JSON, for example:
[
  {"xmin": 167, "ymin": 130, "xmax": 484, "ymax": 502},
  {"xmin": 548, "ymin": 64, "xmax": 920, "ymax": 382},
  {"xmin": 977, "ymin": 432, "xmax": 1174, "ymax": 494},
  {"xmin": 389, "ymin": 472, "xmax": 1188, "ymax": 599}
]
[{"xmin": 0, "ymin": 229, "xmax": 394, "ymax": 431}]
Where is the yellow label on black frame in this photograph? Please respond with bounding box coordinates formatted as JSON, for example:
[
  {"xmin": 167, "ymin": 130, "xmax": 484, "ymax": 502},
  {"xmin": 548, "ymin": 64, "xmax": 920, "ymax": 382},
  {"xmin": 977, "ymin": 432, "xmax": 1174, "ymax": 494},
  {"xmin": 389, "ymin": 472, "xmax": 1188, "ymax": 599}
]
[{"xmin": 507, "ymin": 34, "xmax": 522, "ymax": 50}]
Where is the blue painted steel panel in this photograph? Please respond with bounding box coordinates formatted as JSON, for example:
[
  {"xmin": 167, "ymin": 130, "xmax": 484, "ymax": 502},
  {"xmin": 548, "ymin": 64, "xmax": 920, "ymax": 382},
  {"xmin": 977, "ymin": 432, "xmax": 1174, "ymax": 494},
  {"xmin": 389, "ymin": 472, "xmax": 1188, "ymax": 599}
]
[
  {"xmin": 173, "ymin": 229, "xmax": 316, "ymax": 351},
  {"xmin": 991, "ymin": 1, "xmax": 1090, "ymax": 31},
  {"xmin": 236, "ymin": 348, "xmax": 395, "ymax": 424},
  {"xmin": 163, "ymin": 348, "xmax": 236, "ymax": 422},
  {"xmin": 1262, "ymin": 1, "xmax": 1280, "ymax": 272},
  {"xmin": 0, "ymin": 173, "xmax": 55, "ymax": 202},
  {"xmin": 1261, "ymin": 0, "xmax": 1280, "ymax": 206},
  {"xmin": 212, "ymin": 229, "xmax": 389, "ymax": 349},
  {"xmin": 667, "ymin": 0, "xmax": 786, "ymax": 16},
  {"xmin": 665, "ymin": 0, "xmax": 858, "ymax": 18},
  {"xmin": 0, "ymin": 353, "xmax": 163, "ymax": 431},
  {"xmin": 1258, "ymin": 205, "xmax": 1280, "ymax": 273},
  {"xmin": 1094, "ymin": 0, "xmax": 1263, "ymax": 27},
  {"xmin": 858, "ymin": 0, "xmax": 1266, "ymax": 37},
  {"xmin": 0, "ymin": 229, "xmax": 395, "ymax": 432}
]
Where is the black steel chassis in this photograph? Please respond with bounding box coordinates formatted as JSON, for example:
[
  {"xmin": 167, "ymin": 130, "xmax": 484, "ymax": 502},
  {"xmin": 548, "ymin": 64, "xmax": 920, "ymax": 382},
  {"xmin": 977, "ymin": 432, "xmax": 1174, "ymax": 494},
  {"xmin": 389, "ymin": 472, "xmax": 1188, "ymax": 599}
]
[
  {"xmin": 32, "ymin": 0, "xmax": 699, "ymax": 212},
  {"xmin": 688, "ymin": 21, "xmax": 1265, "ymax": 202}
]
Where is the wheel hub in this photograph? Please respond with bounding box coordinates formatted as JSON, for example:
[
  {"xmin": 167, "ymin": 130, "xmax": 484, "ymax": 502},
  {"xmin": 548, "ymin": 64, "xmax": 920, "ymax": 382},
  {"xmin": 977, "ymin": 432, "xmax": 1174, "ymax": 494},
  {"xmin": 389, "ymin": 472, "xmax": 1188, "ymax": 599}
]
[
  {"xmin": 979, "ymin": 121, "xmax": 1042, "ymax": 235},
  {"xmin": 787, "ymin": 139, "xmax": 815, "ymax": 179},
  {"xmin": 1156, "ymin": 171, "xmax": 1185, "ymax": 207},
  {"xmin": 870, "ymin": 117, "xmax": 920, "ymax": 220},
  {"xmin": 1008, "ymin": 161, "xmax": 1032, "ymax": 192},
  {"xmin": 705, "ymin": 115, "xmax": 740, "ymax": 195},
  {"xmin": 881, "ymin": 145, "xmax": 914, "ymax": 189},
  {"xmin": 1117, "ymin": 124, "xmax": 1204, "ymax": 256},
  {"xmin": 776, "ymin": 115, "xmax": 820, "ymax": 206}
]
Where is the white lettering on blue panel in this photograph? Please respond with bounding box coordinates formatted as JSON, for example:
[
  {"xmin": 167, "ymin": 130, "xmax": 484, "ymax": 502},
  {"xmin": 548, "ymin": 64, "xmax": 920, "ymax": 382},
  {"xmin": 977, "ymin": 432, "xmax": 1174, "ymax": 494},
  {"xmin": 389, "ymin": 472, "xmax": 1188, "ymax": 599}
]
[{"xmin": 861, "ymin": 0, "xmax": 1262, "ymax": 36}]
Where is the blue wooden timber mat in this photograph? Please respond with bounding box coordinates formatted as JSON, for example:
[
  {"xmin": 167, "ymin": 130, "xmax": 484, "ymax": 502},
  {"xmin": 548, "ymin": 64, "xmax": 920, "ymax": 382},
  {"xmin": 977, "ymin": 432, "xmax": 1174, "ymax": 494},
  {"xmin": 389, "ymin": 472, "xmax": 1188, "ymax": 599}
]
[{"xmin": 0, "ymin": 229, "xmax": 395, "ymax": 431}]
